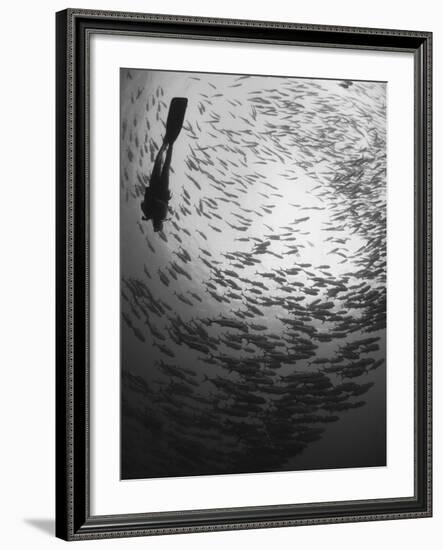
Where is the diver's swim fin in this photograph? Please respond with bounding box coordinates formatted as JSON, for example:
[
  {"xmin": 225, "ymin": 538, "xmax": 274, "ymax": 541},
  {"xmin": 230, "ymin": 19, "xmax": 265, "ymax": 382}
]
[{"xmin": 164, "ymin": 97, "xmax": 188, "ymax": 145}]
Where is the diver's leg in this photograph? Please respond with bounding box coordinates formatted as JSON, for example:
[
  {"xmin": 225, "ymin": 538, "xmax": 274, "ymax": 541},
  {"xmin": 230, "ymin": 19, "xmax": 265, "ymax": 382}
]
[
  {"xmin": 159, "ymin": 144, "xmax": 173, "ymax": 192},
  {"xmin": 151, "ymin": 97, "xmax": 186, "ymax": 187},
  {"xmin": 150, "ymin": 142, "xmax": 167, "ymax": 182}
]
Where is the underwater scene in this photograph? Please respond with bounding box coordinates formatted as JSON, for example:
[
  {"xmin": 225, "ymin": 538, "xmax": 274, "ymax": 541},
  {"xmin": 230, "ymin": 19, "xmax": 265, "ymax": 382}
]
[{"xmin": 120, "ymin": 68, "xmax": 386, "ymax": 480}]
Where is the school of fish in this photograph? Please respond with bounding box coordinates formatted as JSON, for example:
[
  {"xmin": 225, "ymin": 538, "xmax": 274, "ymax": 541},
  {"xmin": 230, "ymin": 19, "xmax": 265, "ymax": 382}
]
[{"xmin": 120, "ymin": 69, "xmax": 386, "ymax": 479}]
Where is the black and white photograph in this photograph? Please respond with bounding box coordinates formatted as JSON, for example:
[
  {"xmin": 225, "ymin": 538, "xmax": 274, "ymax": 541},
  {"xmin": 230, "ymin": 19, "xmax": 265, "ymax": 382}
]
[
  {"xmin": 120, "ymin": 68, "xmax": 387, "ymax": 480},
  {"xmin": 47, "ymin": 5, "xmax": 433, "ymax": 543},
  {"xmin": 0, "ymin": 0, "xmax": 438, "ymax": 546}
]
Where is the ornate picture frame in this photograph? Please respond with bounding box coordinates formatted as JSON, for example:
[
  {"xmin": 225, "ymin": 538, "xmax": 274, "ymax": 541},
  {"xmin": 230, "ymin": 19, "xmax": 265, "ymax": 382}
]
[{"xmin": 56, "ymin": 9, "xmax": 432, "ymax": 540}]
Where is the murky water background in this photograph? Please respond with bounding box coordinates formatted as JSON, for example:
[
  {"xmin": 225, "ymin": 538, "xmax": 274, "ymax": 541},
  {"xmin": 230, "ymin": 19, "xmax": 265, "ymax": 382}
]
[{"xmin": 120, "ymin": 68, "xmax": 386, "ymax": 479}]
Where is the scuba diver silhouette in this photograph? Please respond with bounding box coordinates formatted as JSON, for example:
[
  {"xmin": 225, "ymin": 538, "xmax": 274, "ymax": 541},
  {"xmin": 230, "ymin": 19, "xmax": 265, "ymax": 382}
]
[{"xmin": 141, "ymin": 97, "xmax": 188, "ymax": 232}]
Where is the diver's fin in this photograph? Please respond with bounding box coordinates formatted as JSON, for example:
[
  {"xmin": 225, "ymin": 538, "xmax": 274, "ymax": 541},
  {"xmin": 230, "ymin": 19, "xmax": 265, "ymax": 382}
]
[{"xmin": 164, "ymin": 97, "xmax": 188, "ymax": 145}]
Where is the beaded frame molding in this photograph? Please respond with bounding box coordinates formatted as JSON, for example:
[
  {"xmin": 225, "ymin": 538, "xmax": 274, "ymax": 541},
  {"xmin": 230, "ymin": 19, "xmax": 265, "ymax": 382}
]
[{"xmin": 56, "ymin": 8, "xmax": 432, "ymax": 541}]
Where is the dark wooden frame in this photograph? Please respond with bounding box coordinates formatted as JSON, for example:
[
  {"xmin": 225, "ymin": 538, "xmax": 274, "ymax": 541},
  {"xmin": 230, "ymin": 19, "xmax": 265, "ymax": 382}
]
[{"xmin": 56, "ymin": 8, "xmax": 432, "ymax": 541}]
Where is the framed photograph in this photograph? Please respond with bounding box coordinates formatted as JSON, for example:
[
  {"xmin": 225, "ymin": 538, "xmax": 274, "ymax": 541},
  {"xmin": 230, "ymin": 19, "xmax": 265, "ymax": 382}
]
[{"xmin": 56, "ymin": 9, "xmax": 432, "ymax": 540}]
